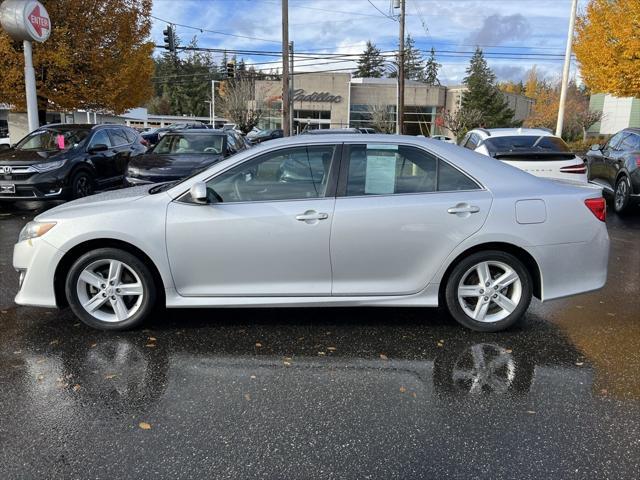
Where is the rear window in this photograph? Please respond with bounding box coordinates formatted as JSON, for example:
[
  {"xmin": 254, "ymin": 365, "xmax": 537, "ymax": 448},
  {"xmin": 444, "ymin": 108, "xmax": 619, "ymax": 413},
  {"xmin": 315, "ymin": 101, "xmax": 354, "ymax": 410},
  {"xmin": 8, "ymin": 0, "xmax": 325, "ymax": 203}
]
[{"xmin": 482, "ymin": 135, "xmax": 576, "ymax": 161}]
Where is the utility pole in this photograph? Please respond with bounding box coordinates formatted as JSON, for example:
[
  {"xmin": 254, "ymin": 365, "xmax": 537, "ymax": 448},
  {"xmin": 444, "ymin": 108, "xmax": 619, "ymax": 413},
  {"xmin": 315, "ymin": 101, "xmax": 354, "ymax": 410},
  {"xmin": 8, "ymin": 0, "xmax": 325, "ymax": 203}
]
[
  {"xmin": 556, "ymin": 0, "xmax": 578, "ymax": 138},
  {"xmin": 289, "ymin": 41, "xmax": 294, "ymax": 135},
  {"xmin": 395, "ymin": 0, "xmax": 405, "ymax": 135},
  {"xmin": 281, "ymin": 0, "xmax": 290, "ymax": 136},
  {"xmin": 211, "ymin": 80, "xmax": 217, "ymax": 128}
]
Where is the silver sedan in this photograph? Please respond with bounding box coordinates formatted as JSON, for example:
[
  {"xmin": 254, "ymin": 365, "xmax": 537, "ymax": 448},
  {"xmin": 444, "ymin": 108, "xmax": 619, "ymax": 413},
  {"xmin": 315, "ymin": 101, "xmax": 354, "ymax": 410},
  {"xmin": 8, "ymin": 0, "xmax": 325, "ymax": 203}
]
[{"xmin": 13, "ymin": 135, "xmax": 609, "ymax": 332}]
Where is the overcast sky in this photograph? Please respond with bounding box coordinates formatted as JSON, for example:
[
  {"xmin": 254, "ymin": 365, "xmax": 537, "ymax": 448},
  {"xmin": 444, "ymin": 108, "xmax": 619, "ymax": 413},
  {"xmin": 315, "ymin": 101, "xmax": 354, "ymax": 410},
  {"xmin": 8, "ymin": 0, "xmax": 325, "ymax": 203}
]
[{"xmin": 150, "ymin": 0, "xmax": 589, "ymax": 85}]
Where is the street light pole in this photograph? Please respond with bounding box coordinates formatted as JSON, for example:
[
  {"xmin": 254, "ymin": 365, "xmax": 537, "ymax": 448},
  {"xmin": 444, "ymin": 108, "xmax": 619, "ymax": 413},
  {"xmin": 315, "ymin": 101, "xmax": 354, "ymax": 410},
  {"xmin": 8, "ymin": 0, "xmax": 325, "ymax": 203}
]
[
  {"xmin": 555, "ymin": 0, "xmax": 578, "ymax": 138},
  {"xmin": 281, "ymin": 0, "xmax": 290, "ymax": 136},
  {"xmin": 23, "ymin": 40, "xmax": 39, "ymax": 132},
  {"xmin": 396, "ymin": 0, "xmax": 405, "ymax": 135},
  {"xmin": 289, "ymin": 41, "xmax": 294, "ymax": 134}
]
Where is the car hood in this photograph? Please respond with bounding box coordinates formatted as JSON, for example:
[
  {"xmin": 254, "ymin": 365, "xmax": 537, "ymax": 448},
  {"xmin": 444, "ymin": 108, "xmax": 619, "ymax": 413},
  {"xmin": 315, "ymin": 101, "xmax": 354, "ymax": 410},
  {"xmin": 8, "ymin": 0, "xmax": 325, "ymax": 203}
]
[
  {"xmin": 0, "ymin": 148, "xmax": 70, "ymax": 166},
  {"xmin": 36, "ymin": 185, "xmax": 155, "ymax": 221},
  {"xmin": 129, "ymin": 153, "xmax": 222, "ymax": 172}
]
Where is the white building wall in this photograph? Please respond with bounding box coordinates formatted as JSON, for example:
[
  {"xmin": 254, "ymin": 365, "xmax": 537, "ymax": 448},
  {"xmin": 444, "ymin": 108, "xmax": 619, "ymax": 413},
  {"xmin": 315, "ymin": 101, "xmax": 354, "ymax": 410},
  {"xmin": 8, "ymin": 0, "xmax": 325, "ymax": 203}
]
[{"xmin": 599, "ymin": 96, "xmax": 633, "ymax": 134}]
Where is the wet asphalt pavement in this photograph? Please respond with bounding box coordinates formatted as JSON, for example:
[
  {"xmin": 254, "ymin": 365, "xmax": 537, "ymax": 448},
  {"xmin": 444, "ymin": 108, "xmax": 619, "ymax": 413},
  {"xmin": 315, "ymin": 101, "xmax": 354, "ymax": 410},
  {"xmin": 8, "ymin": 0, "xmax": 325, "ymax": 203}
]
[{"xmin": 0, "ymin": 201, "xmax": 639, "ymax": 480}]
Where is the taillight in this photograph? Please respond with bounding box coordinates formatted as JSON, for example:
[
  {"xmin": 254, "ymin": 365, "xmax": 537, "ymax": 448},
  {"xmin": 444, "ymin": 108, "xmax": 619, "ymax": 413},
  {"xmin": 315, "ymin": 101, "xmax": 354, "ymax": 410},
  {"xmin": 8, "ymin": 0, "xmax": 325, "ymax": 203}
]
[
  {"xmin": 140, "ymin": 138, "xmax": 150, "ymax": 147},
  {"xmin": 635, "ymin": 155, "xmax": 640, "ymax": 168},
  {"xmin": 584, "ymin": 197, "xmax": 606, "ymax": 222},
  {"xmin": 560, "ymin": 162, "xmax": 587, "ymax": 174}
]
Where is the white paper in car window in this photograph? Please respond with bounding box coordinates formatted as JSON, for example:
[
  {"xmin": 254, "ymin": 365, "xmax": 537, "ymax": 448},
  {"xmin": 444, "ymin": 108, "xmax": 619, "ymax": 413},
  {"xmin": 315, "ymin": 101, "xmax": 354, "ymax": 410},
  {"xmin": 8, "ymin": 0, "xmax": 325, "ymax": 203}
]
[{"xmin": 365, "ymin": 145, "xmax": 397, "ymax": 194}]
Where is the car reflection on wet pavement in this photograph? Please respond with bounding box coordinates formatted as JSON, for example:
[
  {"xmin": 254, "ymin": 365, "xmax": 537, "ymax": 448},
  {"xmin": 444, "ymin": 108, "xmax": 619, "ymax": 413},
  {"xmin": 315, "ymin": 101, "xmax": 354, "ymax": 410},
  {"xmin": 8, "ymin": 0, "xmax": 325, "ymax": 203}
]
[{"xmin": 1, "ymin": 201, "xmax": 639, "ymax": 479}]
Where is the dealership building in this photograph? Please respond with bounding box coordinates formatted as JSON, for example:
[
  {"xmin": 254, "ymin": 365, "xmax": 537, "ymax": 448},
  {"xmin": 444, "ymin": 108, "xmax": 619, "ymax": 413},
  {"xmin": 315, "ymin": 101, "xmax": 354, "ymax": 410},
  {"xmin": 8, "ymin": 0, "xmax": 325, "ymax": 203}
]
[{"xmin": 253, "ymin": 73, "xmax": 533, "ymax": 137}]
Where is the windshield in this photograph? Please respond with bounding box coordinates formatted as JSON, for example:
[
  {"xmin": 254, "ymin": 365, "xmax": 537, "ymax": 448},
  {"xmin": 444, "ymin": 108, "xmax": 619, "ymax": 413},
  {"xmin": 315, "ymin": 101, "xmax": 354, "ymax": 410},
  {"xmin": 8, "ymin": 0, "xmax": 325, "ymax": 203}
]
[
  {"xmin": 153, "ymin": 134, "xmax": 224, "ymax": 155},
  {"xmin": 15, "ymin": 128, "xmax": 91, "ymax": 152},
  {"xmin": 483, "ymin": 135, "xmax": 570, "ymax": 155}
]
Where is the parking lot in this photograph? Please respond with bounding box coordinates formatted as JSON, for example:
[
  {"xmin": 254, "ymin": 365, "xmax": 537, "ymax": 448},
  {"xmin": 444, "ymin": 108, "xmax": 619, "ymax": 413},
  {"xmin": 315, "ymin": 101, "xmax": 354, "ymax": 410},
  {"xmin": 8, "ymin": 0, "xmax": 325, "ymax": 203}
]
[{"xmin": 0, "ymin": 201, "xmax": 639, "ymax": 479}]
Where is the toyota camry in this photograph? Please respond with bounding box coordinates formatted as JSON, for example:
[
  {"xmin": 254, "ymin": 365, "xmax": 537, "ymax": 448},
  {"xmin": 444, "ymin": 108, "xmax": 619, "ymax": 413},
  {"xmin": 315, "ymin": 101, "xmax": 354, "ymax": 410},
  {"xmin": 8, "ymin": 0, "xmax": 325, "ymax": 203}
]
[{"xmin": 13, "ymin": 135, "xmax": 609, "ymax": 332}]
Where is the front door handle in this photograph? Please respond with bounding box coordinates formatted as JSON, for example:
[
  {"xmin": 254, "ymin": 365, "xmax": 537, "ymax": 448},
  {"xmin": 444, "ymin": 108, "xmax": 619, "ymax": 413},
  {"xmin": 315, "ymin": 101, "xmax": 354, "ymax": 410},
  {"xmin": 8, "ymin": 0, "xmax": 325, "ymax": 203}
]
[
  {"xmin": 296, "ymin": 211, "xmax": 329, "ymax": 222},
  {"xmin": 447, "ymin": 204, "xmax": 480, "ymax": 215}
]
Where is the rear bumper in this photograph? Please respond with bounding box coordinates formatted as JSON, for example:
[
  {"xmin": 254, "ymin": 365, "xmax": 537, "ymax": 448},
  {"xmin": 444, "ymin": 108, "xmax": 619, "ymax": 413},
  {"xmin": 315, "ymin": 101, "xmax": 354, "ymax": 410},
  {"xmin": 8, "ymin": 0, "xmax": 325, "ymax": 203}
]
[{"xmin": 531, "ymin": 224, "xmax": 609, "ymax": 302}]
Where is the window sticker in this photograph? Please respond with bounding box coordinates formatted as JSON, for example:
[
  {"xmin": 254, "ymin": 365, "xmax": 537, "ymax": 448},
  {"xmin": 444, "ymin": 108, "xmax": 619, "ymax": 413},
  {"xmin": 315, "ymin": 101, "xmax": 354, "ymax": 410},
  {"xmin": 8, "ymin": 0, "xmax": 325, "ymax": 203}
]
[{"xmin": 364, "ymin": 150, "xmax": 397, "ymax": 194}]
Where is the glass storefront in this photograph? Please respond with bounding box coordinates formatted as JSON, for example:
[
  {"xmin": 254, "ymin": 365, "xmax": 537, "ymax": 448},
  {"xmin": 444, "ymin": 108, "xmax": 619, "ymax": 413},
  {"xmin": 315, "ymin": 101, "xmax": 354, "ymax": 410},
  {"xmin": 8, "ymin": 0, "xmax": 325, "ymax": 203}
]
[{"xmin": 349, "ymin": 104, "xmax": 438, "ymax": 136}]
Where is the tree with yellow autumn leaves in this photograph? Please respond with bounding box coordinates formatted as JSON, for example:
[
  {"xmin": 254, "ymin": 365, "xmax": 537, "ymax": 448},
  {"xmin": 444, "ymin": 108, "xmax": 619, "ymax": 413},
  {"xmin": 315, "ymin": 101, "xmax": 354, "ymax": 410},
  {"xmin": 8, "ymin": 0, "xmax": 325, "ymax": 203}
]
[
  {"xmin": 522, "ymin": 68, "xmax": 602, "ymax": 142},
  {"xmin": 0, "ymin": 0, "xmax": 155, "ymax": 116},
  {"xmin": 574, "ymin": 0, "xmax": 640, "ymax": 97}
]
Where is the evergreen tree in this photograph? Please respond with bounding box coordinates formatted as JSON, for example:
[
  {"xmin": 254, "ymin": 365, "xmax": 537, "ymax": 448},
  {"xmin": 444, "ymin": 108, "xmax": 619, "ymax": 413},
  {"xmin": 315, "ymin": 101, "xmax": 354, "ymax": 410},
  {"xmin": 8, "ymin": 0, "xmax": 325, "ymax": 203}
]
[
  {"xmin": 424, "ymin": 48, "xmax": 440, "ymax": 86},
  {"xmin": 389, "ymin": 35, "xmax": 425, "ymax": 81},
  {"xmin": 461, "ymin": 48, "xmax": 514, "ymax": 127},
  {"xmin": 354, "ymin": 41, "xmax": 386, "ymax": 78},
  {"xmin": 219, "ymin": 51, "xmax": 229, "ymax": 75}
]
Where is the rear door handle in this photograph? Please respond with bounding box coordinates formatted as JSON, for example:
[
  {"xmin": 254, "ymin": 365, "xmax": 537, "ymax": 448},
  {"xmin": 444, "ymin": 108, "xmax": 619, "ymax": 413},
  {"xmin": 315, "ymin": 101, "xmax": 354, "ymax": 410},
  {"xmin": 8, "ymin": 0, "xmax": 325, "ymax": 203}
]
[
  {"xmin": 447, "ymin": 204, "xmax": 480, "ymax": 214},
  {"xmin": 296, "ymin": 211, "xmax": 329, "ymax": 221}
]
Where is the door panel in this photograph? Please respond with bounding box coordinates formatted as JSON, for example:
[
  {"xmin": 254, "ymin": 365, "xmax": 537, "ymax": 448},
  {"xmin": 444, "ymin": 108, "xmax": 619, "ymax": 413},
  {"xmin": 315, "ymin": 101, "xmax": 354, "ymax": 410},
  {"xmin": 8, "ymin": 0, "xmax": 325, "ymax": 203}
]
[
  {"xmin": 166, "ymin": 199, "xmax": 334, "ymax": 296},
  {"xmin": 331, "ymin": 142, "xmax": 491, "ymax": 296},
  {"xmin": 330, "ymin": 191, "xmax": 492, "ymax": 295}
]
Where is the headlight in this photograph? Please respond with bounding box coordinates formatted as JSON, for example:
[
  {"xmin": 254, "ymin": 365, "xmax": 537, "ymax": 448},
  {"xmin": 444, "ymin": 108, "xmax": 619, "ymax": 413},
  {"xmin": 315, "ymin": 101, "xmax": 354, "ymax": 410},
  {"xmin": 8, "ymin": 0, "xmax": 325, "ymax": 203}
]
[
  {"xmin": 18, "ymin": 221, "xmax": 56, "ymax": 242},
  {"xmin": 32, "ymin": 160, "xmax": 66, "ymax": 172}
]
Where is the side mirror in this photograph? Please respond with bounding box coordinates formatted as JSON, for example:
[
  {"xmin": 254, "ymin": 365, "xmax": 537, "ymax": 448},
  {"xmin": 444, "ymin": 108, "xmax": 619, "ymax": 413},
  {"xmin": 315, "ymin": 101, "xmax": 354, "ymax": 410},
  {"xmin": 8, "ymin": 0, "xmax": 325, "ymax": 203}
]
[
  {"xmin": 88, "ymin": 144, "xmax": 109, "ymax": 154},
  {"xmin": 190, "ymin": 181, "xmax": 209, "ymax": 204},
  {"xmin": 590, "ymin": 144, "xmax": 601, "ymax": 151}
]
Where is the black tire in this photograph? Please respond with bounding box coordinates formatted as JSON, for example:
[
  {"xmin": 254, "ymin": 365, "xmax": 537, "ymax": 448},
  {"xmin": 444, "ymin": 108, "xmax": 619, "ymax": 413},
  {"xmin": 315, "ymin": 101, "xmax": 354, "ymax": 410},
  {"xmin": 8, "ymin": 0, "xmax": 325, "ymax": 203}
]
[
  {"xmin": 65, "ymin": 248, "xmax": 156, "ymax": 330},
  {"xmin": 444, "ymin": 250, "xmax": 532, "ymax": 333},
  {"xmin": 70, "ymin": 170, "xmax": 94, "ymax": 199},
  {"xmin": 613, "ymin": 176, "xmax": 631, "ymax": 214}
]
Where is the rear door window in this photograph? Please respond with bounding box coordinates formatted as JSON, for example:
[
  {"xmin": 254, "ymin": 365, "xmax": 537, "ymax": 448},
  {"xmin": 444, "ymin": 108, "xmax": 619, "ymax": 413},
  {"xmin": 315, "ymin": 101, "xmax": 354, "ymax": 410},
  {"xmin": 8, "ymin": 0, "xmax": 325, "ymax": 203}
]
[
  {"xmin": 108, "ymin": 128, "xmax": 130, "ymax": 146},
  {"xmin": 123, "ymin": 128, "xmax": 138, "ymax": 144},
  {"xmin": 88, "ymin": 130, "xmax": 113, "ymax": 149}
]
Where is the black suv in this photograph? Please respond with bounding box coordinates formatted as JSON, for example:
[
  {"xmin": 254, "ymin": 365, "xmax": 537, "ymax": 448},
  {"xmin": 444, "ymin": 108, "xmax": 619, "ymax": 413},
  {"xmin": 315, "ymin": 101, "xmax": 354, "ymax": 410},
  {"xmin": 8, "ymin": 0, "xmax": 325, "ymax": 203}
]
[
  {"xmin": 587, "ymin": 128, "xmax": 640, "ymax": 213},
  {"xmin": 0, "ymin": 124, "xmax": 146, "ymax": 201}
]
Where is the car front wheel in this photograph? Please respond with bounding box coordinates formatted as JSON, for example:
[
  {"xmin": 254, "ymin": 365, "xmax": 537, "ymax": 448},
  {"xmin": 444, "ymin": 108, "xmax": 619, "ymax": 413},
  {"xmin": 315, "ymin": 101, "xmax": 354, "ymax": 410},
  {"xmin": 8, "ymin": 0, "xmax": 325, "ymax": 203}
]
[
  {"xmin": 444, "ymin": 251, "xmax": 532, "ymax": 332},
  {"xmin": 65, "ymin": 248, "xmax": 156, "ymax": 330}
]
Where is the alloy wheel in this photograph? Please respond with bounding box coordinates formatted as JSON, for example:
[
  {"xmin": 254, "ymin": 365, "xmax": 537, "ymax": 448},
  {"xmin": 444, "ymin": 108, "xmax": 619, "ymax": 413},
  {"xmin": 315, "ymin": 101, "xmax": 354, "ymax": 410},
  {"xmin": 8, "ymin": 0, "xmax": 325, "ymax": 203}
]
[
  {"xmin": 76, "ymin": 259, "xmax": 144, "ymax": 322},
  {"xmin": 615, "ymin": 178, "xmax": 628, "ymax": 212},
  {"xmin": 457, "ymin": 260, "xmax": 522, "ymax": 323},
  {"xmin": 75, "ymin": 175, "xmax": 92, "ymax": 197}
]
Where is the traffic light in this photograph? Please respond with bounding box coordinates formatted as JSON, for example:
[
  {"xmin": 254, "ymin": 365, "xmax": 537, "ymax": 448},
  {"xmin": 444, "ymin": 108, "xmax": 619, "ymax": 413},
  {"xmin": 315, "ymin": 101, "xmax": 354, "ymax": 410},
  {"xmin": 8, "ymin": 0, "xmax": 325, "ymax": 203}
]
[
  {"xmin": 226, "ymin": 61, "xmax": 235, "ymax": 78},
  {"xmin": 163, "ymin": 25, "xmax": 175, "ymax": 53}
]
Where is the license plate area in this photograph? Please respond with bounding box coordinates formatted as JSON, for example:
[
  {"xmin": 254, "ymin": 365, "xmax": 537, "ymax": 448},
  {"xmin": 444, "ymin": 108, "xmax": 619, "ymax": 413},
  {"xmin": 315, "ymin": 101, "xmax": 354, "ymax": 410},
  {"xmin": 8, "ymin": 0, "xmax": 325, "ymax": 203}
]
[{"xmin": 0, "ymin": 184, "xmax": 16, "ymax": 194}]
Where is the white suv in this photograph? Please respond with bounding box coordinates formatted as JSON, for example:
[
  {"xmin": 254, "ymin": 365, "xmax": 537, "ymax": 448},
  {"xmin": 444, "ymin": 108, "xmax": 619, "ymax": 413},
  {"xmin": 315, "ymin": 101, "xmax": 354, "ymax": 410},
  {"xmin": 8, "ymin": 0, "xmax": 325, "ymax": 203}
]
[{"xmin": 460, "ymin": 128, "xmax": 588, "ymax": 183}]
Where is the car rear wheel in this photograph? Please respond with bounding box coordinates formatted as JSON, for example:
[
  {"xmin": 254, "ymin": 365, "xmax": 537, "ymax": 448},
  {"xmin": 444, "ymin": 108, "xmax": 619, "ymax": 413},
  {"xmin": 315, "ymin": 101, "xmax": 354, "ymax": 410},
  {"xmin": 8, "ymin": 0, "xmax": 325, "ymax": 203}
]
[
  {"xmin": 65, "ymin": 248, "xmax": 156, "ymax": 330},
  {"xmin": 444, "ymin": 251, "xmax": 532, "ymax": 332},
  {"xmin": 71, "ymin": 170, "xmax": 94, "ymax": 199},
  {"xmin": 614, "ymin": 176, "xmax": 631, "ymax": 214}
]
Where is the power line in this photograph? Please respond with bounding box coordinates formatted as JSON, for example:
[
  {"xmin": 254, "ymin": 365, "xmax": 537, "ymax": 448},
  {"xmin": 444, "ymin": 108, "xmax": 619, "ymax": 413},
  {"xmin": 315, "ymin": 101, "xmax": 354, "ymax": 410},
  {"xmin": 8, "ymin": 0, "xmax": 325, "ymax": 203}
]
[
  {"xmin": 366, "ymin": 0, "xmax": 397, "ymax": 20},
  {"xmin": 149, "ymin": 14, "xmax": 280, "ymax": 44}
]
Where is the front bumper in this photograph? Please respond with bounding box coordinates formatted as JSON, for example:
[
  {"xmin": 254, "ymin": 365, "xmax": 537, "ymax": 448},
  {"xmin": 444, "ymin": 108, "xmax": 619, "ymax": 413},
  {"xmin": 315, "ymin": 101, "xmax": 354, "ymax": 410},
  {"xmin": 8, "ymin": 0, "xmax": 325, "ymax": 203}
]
[
  {"xmin": 13, "ymin": 237, "xmax": 64, "ymax": 308},
  {"xmin": 0, "ymin": 168, "xmax": 70, "ymax": 200}
]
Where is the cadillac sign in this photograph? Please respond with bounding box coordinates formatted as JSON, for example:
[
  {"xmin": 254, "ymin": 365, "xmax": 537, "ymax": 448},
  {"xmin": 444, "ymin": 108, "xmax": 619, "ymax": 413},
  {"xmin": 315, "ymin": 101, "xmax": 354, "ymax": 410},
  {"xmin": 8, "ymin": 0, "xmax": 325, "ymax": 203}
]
[
  {"xmin": 293, "ymin": 89, "xmax": 342, "ymax": 103},
  {"xmin": 0, "ymin": 0, "xmax": 51, "ymax": 43}
]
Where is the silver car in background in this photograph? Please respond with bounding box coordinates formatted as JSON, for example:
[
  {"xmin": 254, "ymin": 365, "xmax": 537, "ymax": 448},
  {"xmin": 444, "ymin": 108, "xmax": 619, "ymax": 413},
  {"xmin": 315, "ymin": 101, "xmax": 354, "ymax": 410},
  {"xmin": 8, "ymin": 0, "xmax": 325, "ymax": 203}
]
[{"xmin": 13, "ymin": 135, "xmax": 609, "ymax": 332}]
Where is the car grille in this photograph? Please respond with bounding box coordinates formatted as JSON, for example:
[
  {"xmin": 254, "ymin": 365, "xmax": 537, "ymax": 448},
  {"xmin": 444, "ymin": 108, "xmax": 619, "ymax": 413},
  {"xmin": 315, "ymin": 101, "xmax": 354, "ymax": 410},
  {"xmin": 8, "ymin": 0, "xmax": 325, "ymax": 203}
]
[{"xmin": 1, "ymin": 166, "xmax": 37, "ymax": 181}]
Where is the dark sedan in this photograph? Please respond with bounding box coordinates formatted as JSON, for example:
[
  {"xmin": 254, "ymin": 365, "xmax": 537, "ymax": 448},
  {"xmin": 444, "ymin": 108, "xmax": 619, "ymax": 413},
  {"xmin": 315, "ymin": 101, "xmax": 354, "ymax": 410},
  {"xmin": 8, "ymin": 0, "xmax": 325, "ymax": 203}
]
[
  {"xmin": 252, "ymin": 129, "xmax": 283, "ymax": 144},
  {"xmin": 0, "ymin": 124, "xmax": 146, "ymax": 201},
  {"xmin": 126, "ymin": 130, "xmax": 235, "ymax": 185}
]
